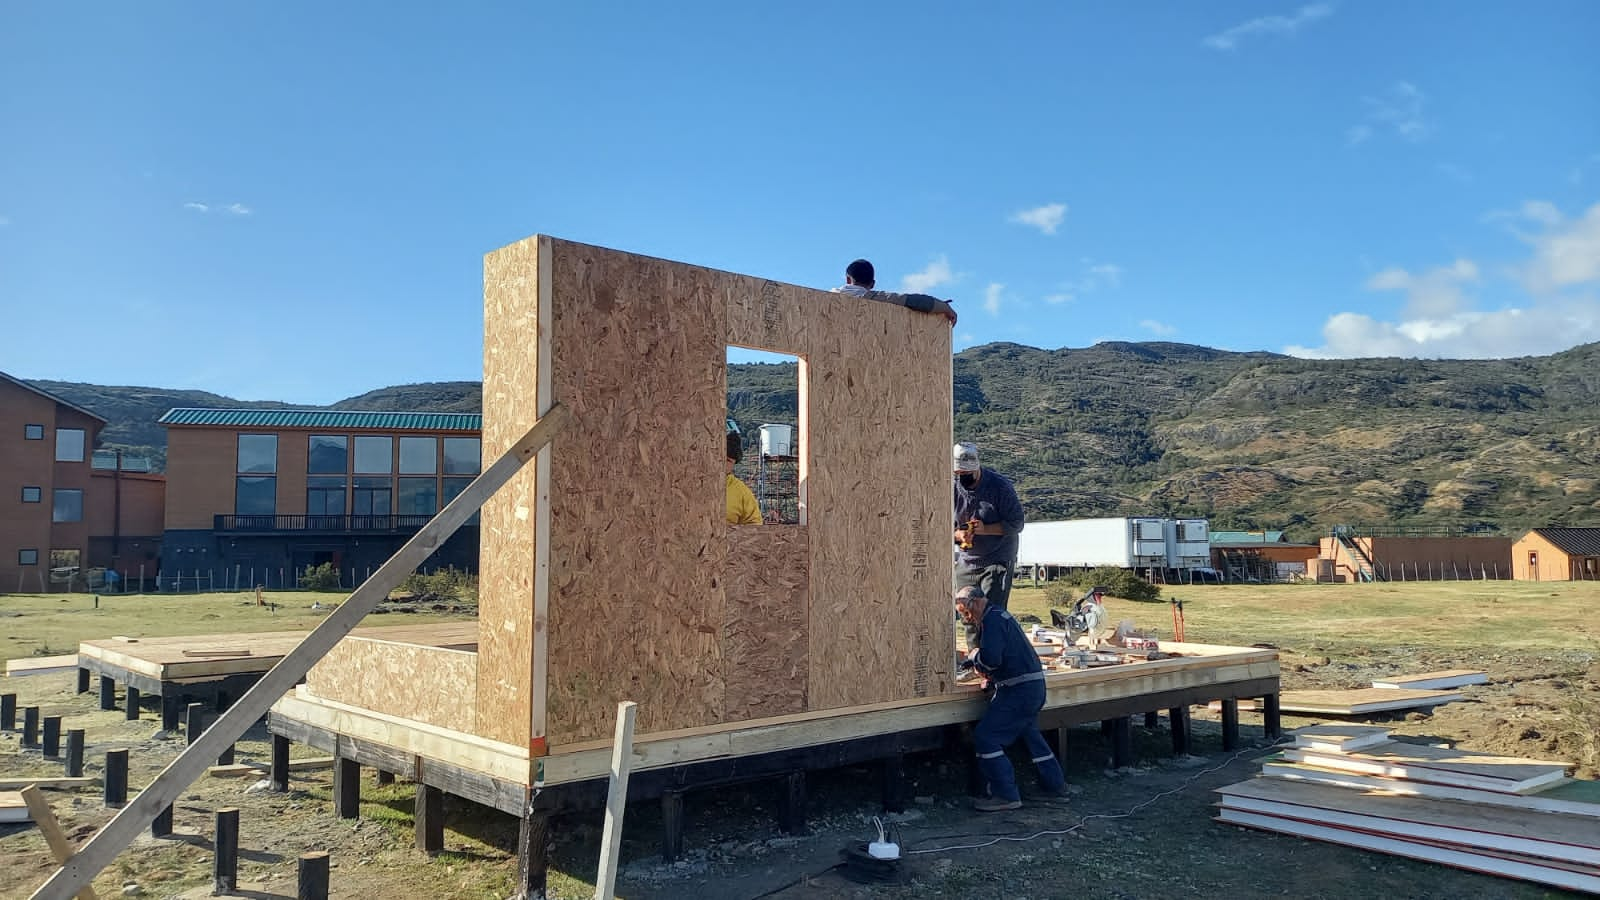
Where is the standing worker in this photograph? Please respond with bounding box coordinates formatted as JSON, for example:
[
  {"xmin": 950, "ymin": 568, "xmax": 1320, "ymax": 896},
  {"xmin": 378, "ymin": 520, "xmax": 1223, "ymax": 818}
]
[
  {"xmin": 953, "ymin": 441, "xmax": 1024, "ymax": 651},
  {"xmin": 956, "ymin": 585, "xmax": 1066, "ymax": 810},
  {"xmin": 725, "ymin": 422, "xmax": 761, "ymax": 525}
]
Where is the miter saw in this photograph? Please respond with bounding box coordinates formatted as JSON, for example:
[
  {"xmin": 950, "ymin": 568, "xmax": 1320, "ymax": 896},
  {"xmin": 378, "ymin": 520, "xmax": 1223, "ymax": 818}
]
[{"xmin": 1051, "ymin": 586, "xmax": 1111, "ymax": 648}]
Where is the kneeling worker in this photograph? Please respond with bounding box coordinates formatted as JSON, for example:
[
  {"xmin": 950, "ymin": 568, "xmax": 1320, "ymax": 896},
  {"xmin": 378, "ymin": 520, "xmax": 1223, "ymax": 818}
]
[{"xmin": 956, "ymin": 584, "xmax": 1066, "ymax": 811}]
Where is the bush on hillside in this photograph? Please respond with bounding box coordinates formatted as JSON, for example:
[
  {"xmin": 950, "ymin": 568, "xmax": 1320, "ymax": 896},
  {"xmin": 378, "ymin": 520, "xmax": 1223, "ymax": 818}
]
[
  {"xmin": 1044, "ymin": 567, "xmax": 1162, "ymax": 604},
  {"xmin": 298, "ymin": 562, "xmax": 341, "ymax": 591}
]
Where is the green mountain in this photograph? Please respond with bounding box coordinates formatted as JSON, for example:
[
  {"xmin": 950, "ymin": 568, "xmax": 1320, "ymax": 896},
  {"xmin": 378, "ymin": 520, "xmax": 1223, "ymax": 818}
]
[{"xmin": 29, "ymin": 340, "xmax": 1600, "ymax": 540}]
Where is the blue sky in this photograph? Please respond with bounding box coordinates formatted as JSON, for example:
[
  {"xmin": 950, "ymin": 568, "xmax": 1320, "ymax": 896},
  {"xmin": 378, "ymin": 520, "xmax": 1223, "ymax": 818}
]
[{"xmin": 2, "ymin": 2, "xmax": 1597, "ymax": 404}]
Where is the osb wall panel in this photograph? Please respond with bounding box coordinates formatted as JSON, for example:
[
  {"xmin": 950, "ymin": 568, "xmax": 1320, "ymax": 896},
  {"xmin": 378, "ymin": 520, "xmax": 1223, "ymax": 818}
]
[
  {"xmin": 306, "ymin": 638, "xmax": 477, "ymax": 734},
  {"xmin": 542, "ymin": 240, "xmax": 729, "ymax": 744},
  {"xmin": 800, "ymin": 290, "xmax": 954, "ymax": 709},
  {"xmin": 477, "ymin": 236, "xmax": 544, "ymax": 747},
  {"xmin": 722, "ymin": 526, "xmax": 809, "ymax": 720}
]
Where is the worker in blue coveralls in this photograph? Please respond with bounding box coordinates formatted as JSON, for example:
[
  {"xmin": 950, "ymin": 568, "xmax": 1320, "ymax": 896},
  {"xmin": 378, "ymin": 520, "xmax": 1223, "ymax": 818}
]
[{"xmin": 956, "ymin": 584, "xmax": 1067, "ymax": 811}]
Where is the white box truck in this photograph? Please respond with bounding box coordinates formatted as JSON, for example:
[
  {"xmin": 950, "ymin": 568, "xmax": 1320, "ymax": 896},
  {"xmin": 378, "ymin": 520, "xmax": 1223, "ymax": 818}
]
[{"xmin": 1016, "ymin": 517, "xmax": 1170, "ymax": 581}]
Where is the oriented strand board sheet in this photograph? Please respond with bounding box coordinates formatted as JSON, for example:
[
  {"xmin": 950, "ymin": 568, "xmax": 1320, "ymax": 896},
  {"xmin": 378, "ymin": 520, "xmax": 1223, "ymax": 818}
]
[
  {"xmin": 305, "ymin": 636, "xmax": 478, "ymax": 733},
  {"xmin": 1277, "ymin": 688, "xmax": 1461, "ymax": 715},
  {"xmin": 0, "ymin": 791, "xmax": 29, "ymax": 824},
  {"xmin": 1284, "ymin": 742, "xmax": 1571, "ymax": 793},
  {"xmin": 1216, "ymin": 809, "xmax": 1600, "ymax": 895},
  {"xmin": 1372, "ymin": 669, "xmax": 1488, "ymax": 690},
  {"xmin": 481, "ymin": 236, "xmax": 954, "ymax": 747},
  {"xmin": 1217, "ymin": 778, "xmax": 1600, "ymax": 864},
  {"xmin": 1260, "ymin": 762, "xmax": 1600, "ymax": 819},
  {"xmin": 722, "ymin": 526, "xmax": 809, "ymax": 720},
  {"xmin": 80, "ymin": 623, "xmax": 478, "ymax": 681},
  {"xmin": 1290, "ymin": 724, "xmax": 1392, "ymax": 753}
]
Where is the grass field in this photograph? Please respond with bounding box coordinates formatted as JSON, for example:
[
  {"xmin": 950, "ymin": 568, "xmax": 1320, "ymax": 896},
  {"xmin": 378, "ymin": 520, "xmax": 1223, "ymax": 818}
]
[
  {"xmin": 0, "ymin": 591, "xmax": 474, "ymax": 663},
  {"xmin": 1007, "ymin": 579, "xmax": 1600, "ymax": 655}
]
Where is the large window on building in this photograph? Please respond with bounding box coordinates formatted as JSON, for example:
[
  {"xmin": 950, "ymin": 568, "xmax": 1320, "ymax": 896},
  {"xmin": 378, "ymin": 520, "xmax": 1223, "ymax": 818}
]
[
  {"xmin": 18, "ymin": 549, "xmax": 38, "ymax": 566},
  {"xmin": 52, "ymin": 489, "xmax": 83, "ymax": 522},
  {"xmin": 354, "ymin": 436, "xmax": 392, "ymax": 474},
  {"xmin": 25, "ymin": 424, "xmax": 44, "ymax": 440},
  {"xmin": 306, "ymin": 477, "xmax": 346, "ymax": 517},
  {"xmin": 353, "ymin": 476, "xmax": 392, "ymax": 516},
  {"xmin": 399, "ymin": 437, "xmax": 437, "ymax": 474},
  {"xmin": 237, "ymin": 434, "xmax": 277, "ymax": 473},
  {"xmin": 308, "ymin": 435, "xmax": 348, "ymax": 474},
  {"xmin": 442, "ymin": 476, "xmax": 478, "ymax": 525},
  {"xmin": 443, "ymin": 437, "xmax": 481, "ymax": 475},
  {"xmin": 397, "ymin": 477, "xmax": 438, "ymax": 515},
  {"xmin": 236, "ymin": 476, "xmax": 276, "ymax": 516},
  {"xmin": 55, "ymin": 428, "xmax": 85, "ymax": 462},
  {"xmin": 22, "ymin": 486, "xmax": 42, "ymax": 503}
]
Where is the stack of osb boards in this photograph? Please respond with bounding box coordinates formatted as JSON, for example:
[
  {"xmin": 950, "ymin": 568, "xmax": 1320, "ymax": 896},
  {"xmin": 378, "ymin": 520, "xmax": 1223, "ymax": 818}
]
[
  {"xmin": 1216, "ymin": 725, "xmax": 1600, "ymax": 894},
  {"xmin": 465, "ymin": 236, "xmax": 956, "ymax": 751}
]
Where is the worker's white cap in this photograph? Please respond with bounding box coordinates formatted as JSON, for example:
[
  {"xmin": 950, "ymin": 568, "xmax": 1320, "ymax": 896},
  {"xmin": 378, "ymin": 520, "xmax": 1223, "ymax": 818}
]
[{"xmin": 953, "ymin": 442, "xmax": 980, "ymax": 473}]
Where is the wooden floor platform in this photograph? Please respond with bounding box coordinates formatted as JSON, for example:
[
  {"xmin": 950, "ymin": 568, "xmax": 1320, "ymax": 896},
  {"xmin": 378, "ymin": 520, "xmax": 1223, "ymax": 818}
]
[
  {"xmin": 77, "ymin": 622, "xmax": 478, "ymax": 730},
  {"xmin": 266, "ymin": 637, "xmax": 1278, "ymax": 893}
]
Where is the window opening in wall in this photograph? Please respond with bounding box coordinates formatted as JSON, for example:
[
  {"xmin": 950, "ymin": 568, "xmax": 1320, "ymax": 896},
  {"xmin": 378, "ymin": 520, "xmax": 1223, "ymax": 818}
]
[
  {"xmin": 727, "ymin": 347, "xmax": 802, "ymax": 525},
  {"xmin": 22, "ymin": 486, "xmax": 42, "ymax": 503},
  {"xmin": 55, "ymin": 428, "xmax": 85, "ymax": 462},
  {"xmin": 353, "ymin": 476, "xmax": 393, "ymax": 518},
  {"xmin": 235, "ymin": 476, "xmax": 275, "ymax": 516},
  {"xmin": 25, "ymin": 424, "xmax": 44, "ymax": 440},
  {"xmin": 19, "ymin": 549, "xmax": 38, "ymax": 566},
  {"xmin": 442, "ymin": 476, "xmax": 478, "ymax": 525},
  {"xmin": 52, "ymin": 488, "xmax": 83, "ymax": 522},
  {"xmin": 397, "ymin": 477, "xmax": 438, "ymax": 516}
]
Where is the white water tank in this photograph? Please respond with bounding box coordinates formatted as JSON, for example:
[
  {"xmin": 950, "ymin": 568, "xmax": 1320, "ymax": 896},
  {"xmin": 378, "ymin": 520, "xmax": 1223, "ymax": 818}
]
[{"xmin": 759, "ymin": 424, "xmax": 794, "ymax": 457}]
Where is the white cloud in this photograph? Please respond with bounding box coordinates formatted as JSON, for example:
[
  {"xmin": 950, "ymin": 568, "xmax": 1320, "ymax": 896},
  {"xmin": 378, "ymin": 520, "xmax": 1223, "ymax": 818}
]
[
  {"xmin": 1008, "ymin": 202, "xmax": 1067, "ymax": 235},
  {"xmin": 1139, "ymin": 319, "xmax": 1176, "ymax": 336},
  {"xmin": 225, "ymin": 203, "xmax": 252, "ymax": 216},
  {"xmin": 1349, "ymin": 81, "xmax": 1430, "ymax": 146},
  {"xmin": 184, "ymin": 201, "xmax": 252, "ymax": 216},
  {"xmin": 1087, "ymin": 263, "xmax": 1123, "ymax": 288},
  {"xmin": 183, "ymin": 202, "xmax": 211, "ymax": 213},
  {"xmin": 1054, "ymin": 260, "xmax": 1124, "ymax": 298},
  {"xmin": 1204, "ymin": 3, "xmax": 1333, "ymax": 51},
  {"xmin": 1523, "ymin": 202, "xmax": 1600, "ymax": 292},
  {"xmin": 982, "ymin": 283, "xmax": 1004, "ymax": 316},
  {"xmin": 1044, "ymin": 293, "xmax": 1075, "ymax": 305},
  {"xmin": 1288, "ymin": 202, "xmax": 1600, "ymax": 359},
  {"xmin": 1364, "ymin": 258, "xmax": 1478, "ymax": 319},
  {"xmin": 901, "ymin": 255, "xmax": 954, "ymax": 293}
]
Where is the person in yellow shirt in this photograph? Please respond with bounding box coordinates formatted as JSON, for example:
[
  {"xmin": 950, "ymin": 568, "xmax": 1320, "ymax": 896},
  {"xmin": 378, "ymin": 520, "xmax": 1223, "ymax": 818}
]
[{"xmin": 726, "ymin": 427, "xmax": 761, "ymax": 525}]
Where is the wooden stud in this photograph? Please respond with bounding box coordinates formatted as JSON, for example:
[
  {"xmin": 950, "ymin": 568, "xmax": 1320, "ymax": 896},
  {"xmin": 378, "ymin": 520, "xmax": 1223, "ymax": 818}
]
[
  {"xmin": 124, "ymin": 686, "xmax": 141, "ymax": 721},
  {"xmin": 515, "ymin": 806, "xmax": 551, "ymax": 900},
  {"xmin": 77, "ymin": 667, "xmax": 91, "ymax": 694},
  {"xmin": 595, "ymin": 701, "xmax": 639, "ymax": 900},
  {"xmin": 99, "ymin": 675, "xmax": 115, "ymax": 711},
  {"xmin": 1262, "ymin": 692, "xmax": 1282, "ymax": 740},
  {"xmin": 104, "ymin": 749, "xmax": 128, "ymax": 807},
  {"xmin": 1169, "ymin": 706, "xmax": 1191, "ymax": 756},
  {"xmin": 1, "ymin": 692, "xmax": 15, "ymax": 730},
  {"xmin": 297, "ymin": 851, "xmax": 330, "ymax": 900},
  {"xmin": 880, "ymin": 752, "xmax": 907, "ymax": 814},
  {"xmin": 1111, "ymin": 716, "xmax": 1133, "ymax": 768},
  {"xmin": 270, "ymin": 734, "xmax": 291, "ymax": 793},
  {"xmin": 415, "ymin": 783, "xmax": 444, "ymax": 855},
  {"xmin": 151, "ymin": 804, "xmax": 173, "ymax": 838},
  {"xmin": 23, "ymin": 706, "xmax": 40, "ymax": 747},
  {"xmin": 214, "ymin": 807, "xmax": 240, "ymax": 894},
  {"xmin": 30, "ymin": 403, "xmax": 570, "ymax": 900},
  {"xmin": 660, "ymin": 791, "xmax": 685, "ymax": 862},
  {"xmin": 777, "ymin": 771, "xmax": 808, "ymax": 836},
  {"xmin": 1221, "ymin": 698, "xmax": 1240, "ymax": 751},
  {"xmin": 19, "ymin": 785, "xmax": 100, "ymax": 900},
  {"xmin": 161, "ymin": 695, "xmax": 182, "ymax": 733},
  {"xmin": 66, "ymin": 729, "xmax": 86, "ymax": 778},
  {"xmin": 43, "ymin": 715, "xmax": 62, "ymax": 757},
  {"xmin": 333, "ymin": 757, "xmax": 360, "ymax": 819}
]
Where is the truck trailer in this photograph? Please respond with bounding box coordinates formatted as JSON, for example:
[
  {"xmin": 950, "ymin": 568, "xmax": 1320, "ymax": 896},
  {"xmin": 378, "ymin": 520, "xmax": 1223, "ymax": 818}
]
[{"xmin": 1016, "ymin": 516, "xmax": 1212, "ymax": 582}]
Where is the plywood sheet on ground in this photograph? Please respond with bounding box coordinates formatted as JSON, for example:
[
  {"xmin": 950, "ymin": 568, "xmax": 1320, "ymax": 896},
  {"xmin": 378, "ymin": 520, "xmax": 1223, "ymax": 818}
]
[
  {"xmin": 1372, "ymin": 670, "xmax": 1488, "ymax": 690},
  {"xmin": 1284, "ymin": 741, "xmax": 1571, "ymax": 793},
  {"xmin": 1260, "ymin": 762, "xmax": 1600, "ymax": 818},
  {"xmin": 1275, "ymin": 688, "xmax": 1461, "ymax": 715},
  {"xmin": 1290, "ymin": 725, "xmax": 1392, "ymax": 753},
  {"xmin": 722, "ymin": 526, "xmax": 809, "ymax": 719},
  {"xmin": 0, "ymin": 791, "xmax": 29, "ymax": 823},
  {"xmin": 6, "ymin": 654, "xmax": 78, "ymax": 677}
]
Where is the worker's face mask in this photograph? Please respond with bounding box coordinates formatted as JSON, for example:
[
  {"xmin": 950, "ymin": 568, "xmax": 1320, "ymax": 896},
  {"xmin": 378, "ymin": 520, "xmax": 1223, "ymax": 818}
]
[{"xmin": 957, "ymin": 473, "xmax": 977, "ymax": 489}]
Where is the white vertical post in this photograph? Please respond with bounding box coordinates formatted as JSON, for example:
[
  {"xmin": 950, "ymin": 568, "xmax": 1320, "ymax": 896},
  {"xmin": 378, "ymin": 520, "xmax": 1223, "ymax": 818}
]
[{"xmin": 594, "ymin": 701, "xmax": 639, "ymax": 900}]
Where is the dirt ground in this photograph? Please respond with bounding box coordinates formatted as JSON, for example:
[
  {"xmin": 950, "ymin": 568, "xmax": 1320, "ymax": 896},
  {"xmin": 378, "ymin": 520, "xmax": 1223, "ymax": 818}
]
[{"xmin": 2, "ymin": 582, "xmax": 1596, "ymax": 899}]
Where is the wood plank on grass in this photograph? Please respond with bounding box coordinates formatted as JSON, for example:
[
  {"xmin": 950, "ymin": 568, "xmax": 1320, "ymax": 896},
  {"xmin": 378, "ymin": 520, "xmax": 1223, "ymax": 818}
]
[
  {"xmin": 1217, "ymin": 778, "xmax": 1600, "ymax": 864},
  {"xmin": 1216, "ymin": 808, "xmax": 1600, "ymax": 896},
  {"xmin": 0, "ymin": 777, "xmax": 97, "ymax": 791},
  {"xmin": 1289, "ymin": 724, "xmax": 1391, "ymax": 753},
  {"xmin": 6, "ymin": 655, "xmax": 80, "ymax": 677},
  {"xmin": 1372, "ymin": 670, "xmax": 1488, "ymax": 691},
  {"xmin": 1283, "ymin": 741, "xmax": 1571, "ymax": 793},
  {"xmin": 1276, "ymin": 688, "xmax": 1462, "ymax": 715},
  {"xmin": 1259, "ymin": 761, "xmax": 1600, "ymax": 819},
  {"xmin": 1, "ymin": 791, "xmax": 30, "ymax": 824}
]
